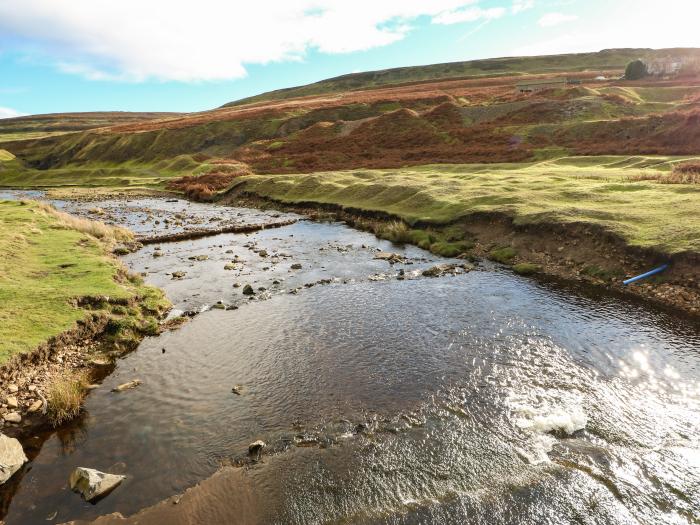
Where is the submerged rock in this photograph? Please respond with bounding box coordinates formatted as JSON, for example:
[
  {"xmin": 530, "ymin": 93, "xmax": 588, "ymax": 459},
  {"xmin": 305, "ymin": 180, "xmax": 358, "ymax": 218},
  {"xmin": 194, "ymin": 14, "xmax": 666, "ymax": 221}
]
[
  {"xmin": 111, "ymin": 379, "xmax": 141, "ymax": 392},
  {"xmin": 171, "ymin": 271, "xmax": 186, "ymax": 280},
  {"xmin": 290, "ymin": 263, "xmax": 302, "ymax": 270},
  {"xmin": 422, "ymin": 263, "xmax": 473, "ymax": 278},
  {"xmin": 231, "ymin": 385, "xmax": 244, "ymax": 395},
  {"xmin": 242, "ymin": 284, "xmax": 255, "ymax": 295},
  {"xmin": 0, "ymin": 434, "xmax": 27, "ymax": 484},
  {"xmin": 69, "ymin": 467, "xmax": 125, "ymax": 501}
]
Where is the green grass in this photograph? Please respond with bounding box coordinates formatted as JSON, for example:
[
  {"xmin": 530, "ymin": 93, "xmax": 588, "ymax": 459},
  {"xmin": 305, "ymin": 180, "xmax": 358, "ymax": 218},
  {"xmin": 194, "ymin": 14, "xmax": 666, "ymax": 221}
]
[
  {"xmin": 0, "ymin": 157, "xmax": 197, "ymax": 188},
  {"xmin": 0, "ymin": 200, "xmax": 169, "ymax": 362},
  {"xmin": 0, "ymin": 149, "xmax": 14, "ymax": 161},
  {"xmin": 512, "ymin": 263, "xmax": 541, "ymax": 275},
  {"xmin": 227, "ymin": 156, "xmax": 700, "ymax": 255}
]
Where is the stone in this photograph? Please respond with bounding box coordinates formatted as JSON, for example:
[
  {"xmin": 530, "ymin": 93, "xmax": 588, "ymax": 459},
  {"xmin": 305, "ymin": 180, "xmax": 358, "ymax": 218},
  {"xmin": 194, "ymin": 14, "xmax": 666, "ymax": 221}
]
[
  {"xmin": 242, "ymin": 284, "xmax": 255, "ymax": 296},
  {"xmin": 171, "ymin": 271, "xmax": 186, "ymax": 280},
  {"xmin": 0, "ymin": 434, "xmax": 27, "ymax": 484},
  {"xmin": 27, "ymin": 400, "xmax": 43, "ymax": 413},
  {"xmin": 290, "ymin": 263, "xmax": 302, "ymax": 270},
  {"xmin": 5, "ymin": 397, "xmax": 17, "ymax": 409},
  {"xmin": 374, "ymin": 252, "xmax": 404, "ymax": 264},
  {"xmin": 231, "ymin": 385, "xmax": 243, "ymax": 395},
  {"xmin": 258, "ymin": 250, "xmax": 268, "ymax": 257},
  {"xmin": 111, "ymin": 379, "xmax": 141, "ymax": 392},
  {"xmin": 7, "ymin": 385, "xmax": 17, "ymax": 394},
  {"xmin": 233, "ymin": 282, "xmax": 241, "ymax": 288},
  {"xmin": 69, "ymin": 467, "xmax": 125, "ymax": 501},
  {"xmin": 3, "ymin": 413, "xmax": 21, "ymax": 423},
  {"xmin": 248, "ymin": 440, "xmax": 265, "ymax": 455}
]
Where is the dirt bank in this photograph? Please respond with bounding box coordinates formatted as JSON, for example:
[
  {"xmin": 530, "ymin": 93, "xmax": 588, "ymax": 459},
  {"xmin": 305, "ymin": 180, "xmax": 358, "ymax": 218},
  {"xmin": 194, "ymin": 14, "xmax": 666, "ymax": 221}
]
[
  {"xmin": 0, "ymin": 294, "xmax": 170, "ymax": 441},
  {"xmin": 220, "ymin": 191, "xmax": 700, "ymax": 318}
]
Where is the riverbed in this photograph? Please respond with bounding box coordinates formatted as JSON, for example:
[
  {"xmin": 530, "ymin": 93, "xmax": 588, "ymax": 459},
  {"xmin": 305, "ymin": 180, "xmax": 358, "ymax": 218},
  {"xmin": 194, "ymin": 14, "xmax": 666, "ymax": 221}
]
[{"xmin": 1, "ymin": 192, "xmax": 699, "ymax": 524}]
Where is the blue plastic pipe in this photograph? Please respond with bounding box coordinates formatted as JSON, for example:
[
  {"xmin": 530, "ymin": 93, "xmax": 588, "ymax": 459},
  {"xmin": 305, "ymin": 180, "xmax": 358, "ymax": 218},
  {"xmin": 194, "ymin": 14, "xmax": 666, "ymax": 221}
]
[{"xmin": 623, "ymin": 264, "xmax": 669, "ymax": 285}]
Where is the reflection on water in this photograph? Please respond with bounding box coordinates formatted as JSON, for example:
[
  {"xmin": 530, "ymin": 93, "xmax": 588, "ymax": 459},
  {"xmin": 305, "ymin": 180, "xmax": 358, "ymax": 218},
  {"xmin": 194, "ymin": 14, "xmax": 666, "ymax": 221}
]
[{"xmin": 0, "ymin": 193, "xmax": 698, "ymax": 524}]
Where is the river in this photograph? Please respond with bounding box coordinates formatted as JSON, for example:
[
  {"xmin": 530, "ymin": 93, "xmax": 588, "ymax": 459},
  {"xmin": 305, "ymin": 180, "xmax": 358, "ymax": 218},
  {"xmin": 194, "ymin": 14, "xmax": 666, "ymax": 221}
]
[{"xmin": 1, "ymin": 192, "xmax": 699, "ymax": 524}]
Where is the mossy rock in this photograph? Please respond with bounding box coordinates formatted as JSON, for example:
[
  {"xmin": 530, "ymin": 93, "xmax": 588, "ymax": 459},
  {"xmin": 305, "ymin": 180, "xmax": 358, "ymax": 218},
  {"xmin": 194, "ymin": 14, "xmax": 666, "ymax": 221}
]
[
  {"xmin": 430, "ymin": 240, "xmax": 473, "ymax": 258},
  {"xmin": 512, "ymin": 263, "xmax": 541, "ymax": 275},
  {"xmin": 489, "ymin": 246, "xmax": 517, "ymax": 265}
]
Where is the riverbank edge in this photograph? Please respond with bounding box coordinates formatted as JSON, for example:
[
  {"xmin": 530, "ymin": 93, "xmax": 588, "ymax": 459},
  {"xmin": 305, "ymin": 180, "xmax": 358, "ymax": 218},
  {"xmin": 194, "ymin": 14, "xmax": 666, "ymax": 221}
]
[
  {"xmin": 219, "ymin": 187, "xmax": 700, "ymax": 318},
  {"xmin": 0, "ymin": 203, "xmax": 172, "ymax": 444}
]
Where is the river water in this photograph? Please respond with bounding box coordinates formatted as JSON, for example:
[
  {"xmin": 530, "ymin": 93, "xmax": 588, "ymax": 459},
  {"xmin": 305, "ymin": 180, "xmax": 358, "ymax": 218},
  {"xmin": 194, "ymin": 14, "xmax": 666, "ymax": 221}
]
[{"xmin": 1, "ymin": 193, "xmax": 699, "ymax": 524}]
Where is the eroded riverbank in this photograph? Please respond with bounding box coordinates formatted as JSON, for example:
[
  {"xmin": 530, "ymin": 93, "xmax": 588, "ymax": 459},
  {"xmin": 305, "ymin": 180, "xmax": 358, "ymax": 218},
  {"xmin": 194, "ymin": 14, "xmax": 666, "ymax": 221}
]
[{"xmin": 0, "ymin": 192, "xmax": 699, "ymax": 525}]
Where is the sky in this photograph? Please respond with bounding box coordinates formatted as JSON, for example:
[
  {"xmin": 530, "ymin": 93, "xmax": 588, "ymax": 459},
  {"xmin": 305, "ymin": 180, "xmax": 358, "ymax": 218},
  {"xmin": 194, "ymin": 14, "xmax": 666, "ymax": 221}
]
[{"xmin": 0, "ymin": 0, "xmax": 699, "ymax": 117}]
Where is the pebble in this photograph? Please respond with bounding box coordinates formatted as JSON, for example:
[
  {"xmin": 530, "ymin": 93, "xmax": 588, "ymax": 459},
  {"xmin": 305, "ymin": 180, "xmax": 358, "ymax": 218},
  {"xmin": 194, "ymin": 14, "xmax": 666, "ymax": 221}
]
[
  {"xmin": 4, "ymin": 412, "xmax": 21, "ymax": 423},
  {"xmin": 27, "ymin": 400, "xmax": 43, "ymax": 413}
]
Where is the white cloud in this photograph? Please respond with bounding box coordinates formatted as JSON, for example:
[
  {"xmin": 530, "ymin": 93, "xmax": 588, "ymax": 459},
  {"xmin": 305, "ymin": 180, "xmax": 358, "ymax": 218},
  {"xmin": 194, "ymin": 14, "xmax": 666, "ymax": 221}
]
[
  {"xmin": 0, "ymin": 106, "xmax": 24, "ymax": 119},
  {"xmin": 0, "ymin": 0, "xmax": 522, "ymax": 82},
  {"xmin": 515, "ymin": 0, "xmax": 700, "ymax": 57},
  {"xmin": 509, "ymin": 0, "xmax": 700, "ymax": 56},
  {"xmin": 511, "ymin": 0, "xmax": 534, "ymax": 14},
  {"xmin": 433, "ymin": 6, "xmax": 507, "ymax": 25},
  {"xmin": 538, "ymin": 12, "xmax": 578, "ymax": 27}
]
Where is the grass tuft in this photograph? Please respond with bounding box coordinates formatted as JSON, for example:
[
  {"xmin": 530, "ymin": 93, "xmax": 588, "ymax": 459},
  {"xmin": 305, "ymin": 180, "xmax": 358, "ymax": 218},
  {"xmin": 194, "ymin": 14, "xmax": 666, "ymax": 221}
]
[{"xmin": 47, "ymin": 371, "xmax": 90, "ymax": 427}]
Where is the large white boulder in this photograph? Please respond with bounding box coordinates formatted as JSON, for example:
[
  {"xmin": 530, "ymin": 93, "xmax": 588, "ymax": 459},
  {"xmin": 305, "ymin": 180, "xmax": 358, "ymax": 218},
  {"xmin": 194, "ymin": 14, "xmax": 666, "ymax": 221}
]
[
  {"xmin": 0, "ymin": 434, "xmax": 27, "ymax": 484},
  {"xmin": 69, "ymin": 467, "xmax": 125, "ymax": 501}
]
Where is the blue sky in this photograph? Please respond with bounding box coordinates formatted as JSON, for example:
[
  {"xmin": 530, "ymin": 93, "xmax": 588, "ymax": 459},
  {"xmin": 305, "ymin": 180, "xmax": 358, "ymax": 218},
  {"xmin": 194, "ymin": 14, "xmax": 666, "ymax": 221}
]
[{"xmin": 0, "ymin": 0, "xmax": 698, "ymax": 117}]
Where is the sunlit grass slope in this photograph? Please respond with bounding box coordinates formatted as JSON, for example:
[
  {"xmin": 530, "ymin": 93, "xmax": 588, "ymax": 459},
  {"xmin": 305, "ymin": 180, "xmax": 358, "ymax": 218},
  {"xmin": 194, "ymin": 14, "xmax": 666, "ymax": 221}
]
[
  {"xmin": 228, "ymin": 156, "xmax": 700, "ymax": 254},
  {"xmin": 0, "ymin": 200, "xmax": 167, "ymax": 361}
]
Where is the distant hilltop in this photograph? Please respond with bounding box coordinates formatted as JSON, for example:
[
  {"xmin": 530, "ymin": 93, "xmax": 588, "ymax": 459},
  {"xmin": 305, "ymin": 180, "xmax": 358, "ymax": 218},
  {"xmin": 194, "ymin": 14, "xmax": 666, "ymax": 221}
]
[{"xmin": 223, "ymin": 48, "xmax": 700, "ymax": 107}]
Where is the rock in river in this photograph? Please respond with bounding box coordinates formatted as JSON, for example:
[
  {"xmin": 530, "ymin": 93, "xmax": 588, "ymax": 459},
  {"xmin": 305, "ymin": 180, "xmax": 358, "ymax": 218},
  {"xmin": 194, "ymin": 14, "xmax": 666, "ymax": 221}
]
[
  {"xmin": 111, "ymin": 379, "xmax": 141, "ymax": 392},
  {"xmin": 69, "ymin": 467, "xmax": 125, "ymax": 501},
  {"xmin": 374, "ymin": 252, "xmax": 405, "ymax": 264},
  {"xmin": 248, "ymin": 440, "xmax": 265, "ymax": 456},
  {"xmin": 0, "ymin": 434, "xmax": 27, "ymax": 484},
  {"xmin": 242, "ymin": 284, "xmax": 255, "ymax": 295}
]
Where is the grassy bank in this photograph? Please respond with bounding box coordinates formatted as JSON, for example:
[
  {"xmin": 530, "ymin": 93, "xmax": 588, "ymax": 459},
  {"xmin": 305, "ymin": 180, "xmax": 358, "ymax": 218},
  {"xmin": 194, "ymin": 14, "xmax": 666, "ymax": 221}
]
[
  {"xmin": 226, "ymin": 156, "xmax": 700, "ymax": 255},
  {"xmin": 0, "ymin": 200, "xmax": 169, "ymax": 363}
]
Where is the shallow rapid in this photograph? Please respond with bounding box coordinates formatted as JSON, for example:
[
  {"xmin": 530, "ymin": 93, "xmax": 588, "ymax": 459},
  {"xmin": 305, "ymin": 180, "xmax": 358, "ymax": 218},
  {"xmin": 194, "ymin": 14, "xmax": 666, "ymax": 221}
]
[{"xmin": 1, "ymin": 194, "xmax": 698, "ymax": 524}]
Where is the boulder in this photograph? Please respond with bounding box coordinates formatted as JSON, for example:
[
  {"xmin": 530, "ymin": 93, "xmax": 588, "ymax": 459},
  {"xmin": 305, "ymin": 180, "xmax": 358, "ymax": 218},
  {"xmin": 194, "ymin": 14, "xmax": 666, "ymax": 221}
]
[
  {"xmin": 0, "ymin": 434, "xmax": 27, "ymax": 484},
  {"xmin": 69, "ymin": 467, "xmax": 125, "ymax": 501},
  {"xmin": 242, "ymin": 284, "xmax": 255, "ymax": 295},
  {"xmin": 6, "ymin": 397, "xmax": 17, "ymax": 409}
]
